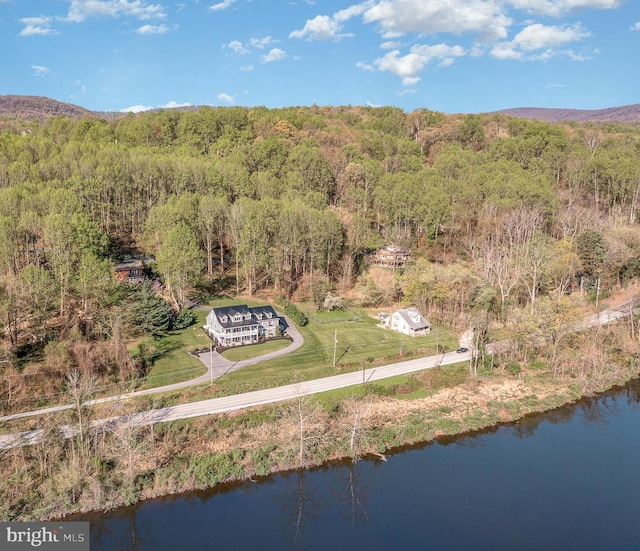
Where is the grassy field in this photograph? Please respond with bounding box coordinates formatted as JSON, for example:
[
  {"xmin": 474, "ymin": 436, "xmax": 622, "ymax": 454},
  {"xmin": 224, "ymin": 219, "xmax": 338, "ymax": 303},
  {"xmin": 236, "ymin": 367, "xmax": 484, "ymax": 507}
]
[
  {"xmin": 216, "ymin": 306, "xmax": 458, "ymax": 394},
  {"xmin": 138, "ymin": 309, "xmax": 210, "ymax": 389},
  {"xmin": 137, "ymin": 297, "xmax": 459, "ymax": 396},
  {"xmin": 311, "ymin": 361, "xmax": 470, "ymax": 411},
  {"xmin": 306, "ymin": 308, "xmax": 362, "ymax": 324},
  {"xmin": 138, "ymin": 297, "xmax": 275, "ymax": 390},
  {"xmin": 221, "ymin": 339, "xmax": 291, "ymax": 361}
]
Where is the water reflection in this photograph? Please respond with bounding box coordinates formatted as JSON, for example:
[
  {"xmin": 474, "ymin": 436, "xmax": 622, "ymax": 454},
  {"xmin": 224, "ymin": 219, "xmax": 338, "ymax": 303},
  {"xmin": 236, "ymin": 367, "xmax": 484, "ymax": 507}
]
[
  {"xmin": 81, "ymin": 378, "xmax": 640, "ymax": 551},
  {"xmin": 281, "ymin": 470, "xmax": 321, "ymax": 546},
  {"xmin": 87, "ymin": 501, "xmax": 157, "ymax": 551}
]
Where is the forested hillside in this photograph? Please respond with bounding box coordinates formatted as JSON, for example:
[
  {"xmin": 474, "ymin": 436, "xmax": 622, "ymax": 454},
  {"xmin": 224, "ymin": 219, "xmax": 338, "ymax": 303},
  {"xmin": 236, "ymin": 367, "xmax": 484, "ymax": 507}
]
[
  {"xmin": 496, "ymin": 103, "xmax": 640, "ymax": 123},
  {"xmin": 1, "ymin": 104, "xmax": 640, "ymax": 408},
  {"xmin": 0, "ymin": 95, "xmax": 96, "ymax": 121}
]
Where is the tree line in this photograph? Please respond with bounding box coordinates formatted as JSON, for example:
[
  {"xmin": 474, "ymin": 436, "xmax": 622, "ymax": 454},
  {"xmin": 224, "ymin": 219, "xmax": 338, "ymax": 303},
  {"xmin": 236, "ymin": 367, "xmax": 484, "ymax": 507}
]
[{"xmin": 1, "ymin": 104, "xmax": 640, "ymax": 401}]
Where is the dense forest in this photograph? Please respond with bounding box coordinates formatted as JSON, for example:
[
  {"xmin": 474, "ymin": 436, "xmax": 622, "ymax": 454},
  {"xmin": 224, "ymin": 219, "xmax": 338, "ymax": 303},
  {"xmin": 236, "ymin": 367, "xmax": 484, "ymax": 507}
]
[{"xmin": 1, "ymin": 103, "xmax": 640, "ymax": 409}]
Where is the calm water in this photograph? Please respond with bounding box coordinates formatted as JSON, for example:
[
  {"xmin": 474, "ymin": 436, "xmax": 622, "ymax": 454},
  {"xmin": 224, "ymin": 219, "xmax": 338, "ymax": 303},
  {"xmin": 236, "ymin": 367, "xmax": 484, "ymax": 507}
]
[{"xmin": 82, "ymin": 381, "xmax": 640, "ymax": 550}]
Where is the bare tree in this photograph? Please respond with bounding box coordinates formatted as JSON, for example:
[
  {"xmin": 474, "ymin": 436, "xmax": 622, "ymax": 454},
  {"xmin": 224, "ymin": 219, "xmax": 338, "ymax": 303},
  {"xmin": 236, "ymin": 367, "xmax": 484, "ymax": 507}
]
[
  {"xmin": 476, "ymin": 237, "xmax": 520, "ymax": 318},
  {"xmin": 290, "ymin": 395, "xmax": 323, "ymax": 468},
  {"xmin": 517, "ymin": 232, "xmax": 552, "ymax": 309},
  {"xmin": 469, "ymin": 311, "xmax": 490, "ymax": 376},
  {"xmin": 65, "ymin": 368, "xmax": 98, "ymax": 447},
  {"xmin": 584, "ymin": 129, "xmax": 603, "ymax": 156},
  {"xmin": 341, "ymin": 397, "xmax": 373, "ymax": 461},
  {"xmin": 109, "ymin": 413, "xmax": 151, "ymax": 486}
]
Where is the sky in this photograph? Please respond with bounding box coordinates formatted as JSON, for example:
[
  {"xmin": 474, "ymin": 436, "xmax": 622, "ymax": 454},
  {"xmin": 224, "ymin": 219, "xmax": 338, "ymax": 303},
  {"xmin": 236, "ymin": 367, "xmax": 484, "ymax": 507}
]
[{"xmin": 1, "ymin": 0, "xmax": 639, "ymax": 114}]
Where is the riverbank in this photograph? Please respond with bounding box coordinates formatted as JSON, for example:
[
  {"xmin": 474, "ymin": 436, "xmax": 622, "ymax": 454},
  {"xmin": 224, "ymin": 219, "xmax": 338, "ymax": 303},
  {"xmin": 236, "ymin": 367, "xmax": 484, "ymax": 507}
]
[{"xmin": 2, "ymin": 322, "xmax": 639, "ymax": 522}]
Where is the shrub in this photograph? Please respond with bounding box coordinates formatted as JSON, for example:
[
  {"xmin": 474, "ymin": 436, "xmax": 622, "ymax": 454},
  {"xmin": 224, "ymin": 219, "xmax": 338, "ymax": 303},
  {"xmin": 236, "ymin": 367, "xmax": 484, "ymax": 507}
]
[
  {"xmin": 282, "ymin": 300, "xmax": 308, "ymax": 326},
  {"xmin": 506, "ymin": 361, "xmax": 522, "ymax": 376},
  {"xmin": 172, "ymin": 308, "xmax": 197, "ymax": 330}
]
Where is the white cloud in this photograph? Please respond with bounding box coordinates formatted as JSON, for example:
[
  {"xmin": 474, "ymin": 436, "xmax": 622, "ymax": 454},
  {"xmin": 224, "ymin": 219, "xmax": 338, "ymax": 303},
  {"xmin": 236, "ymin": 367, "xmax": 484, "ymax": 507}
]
[
  {"xmin": 374, "ymin": 43, "xmax": 464, "ymax": 78},
  {"xmin": 73, "ymin": 80, "xmax": 87, "ymax": 95},
  {"xmin": 290, "ymin": 14, "xmax": 349, "ymax": 41},
  {"xmin": 512, "ymin": 22, "xmax": 590, "ymax": 50},
  {"xmin": 162, "ymin": 101, "xmax": 192, "ymax": 108},
  {"xmin": 380, "ymin": 40, "xmax": 401, "ymax": 49},
  {"xmin": 217, "ymin": 93, "xmax": 235, "ymax": 104},
  {"xmin": 209, "ymin": 0, "xmax": 236, "ymax": 11},
  {"xmin": 227, "ymin": 40, "xmax": 249, "ymax": 54},
  {"xmin": 356, "ymin": 61, "xmax": 375, "ymax": 71},
  {"xmin": 19, "ymin": 17, "xmax": 58, "ymax": 36},
  {"xmin": 363, "ymin": 0, "xmax": 512, "ymax": 42},
  {"xmin": 491, "ymin": 22, "xmax": 590, "ymax": 59},
  {"xmin": 120, "ymin": 100, "xmax": 192, "ymax": 113},
  {"xmin": 632, "ymin": 22, "xmax": 640, "ymax": 31},
  {"xmin": 262, "ymin": 48, "xmax": 287, "ymax": 62},
  {"xmin": 121, "ymin": 104, "xmax": 153, "ymax": 113},
  {"xmin": 136, "ymin": 24, "xmax": 170, "ymax": 34},
  {"xmin": 402, "ymin": 76, "xmax": 421, "ymax": 86},
  {"xmin": 240, "ymin": 64, "xmax": 254, "ymax": 72},
  {"xmin": 249, "ymin": 36, "xmax": 277, "ymax": 49},
  {"xmin": 491, "ymin": 43, "xmax": 521, "ymax": 59},
  {"xmin": 66, "ymin": 0, "xmax": 166, "ymax": 23},
  {"xmin": 31, "ymin": 65, "xmax": 50, "ymax": 77},
  {"xmin": 506, "ymin": 0, "xmax": 622, "ymax": 17},
  {"xmin": 21, "ymin": 1, "xmax": 166, "ymax": 35}
]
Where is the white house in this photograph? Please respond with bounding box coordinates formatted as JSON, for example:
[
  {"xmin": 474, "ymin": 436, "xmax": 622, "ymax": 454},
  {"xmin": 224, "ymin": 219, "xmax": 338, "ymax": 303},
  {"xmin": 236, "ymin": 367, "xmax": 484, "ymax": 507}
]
[
  {"xmin": 204, "ymin": 304, "xmax": 283, "ymax": 347},
  {"xmin": 390, "ymin": 307, "xmax": 430, "ymax": 336}
]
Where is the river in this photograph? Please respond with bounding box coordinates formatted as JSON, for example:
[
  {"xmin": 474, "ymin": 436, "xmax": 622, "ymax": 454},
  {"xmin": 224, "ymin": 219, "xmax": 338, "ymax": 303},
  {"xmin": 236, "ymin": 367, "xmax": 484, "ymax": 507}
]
[{"xmin": 81, "ymin": 380, "xmax": 640, "ymax": 550}]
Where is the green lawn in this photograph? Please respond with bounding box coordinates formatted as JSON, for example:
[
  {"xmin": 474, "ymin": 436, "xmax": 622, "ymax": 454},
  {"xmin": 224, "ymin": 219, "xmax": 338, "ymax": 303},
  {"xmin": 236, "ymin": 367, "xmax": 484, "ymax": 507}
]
[
  {"xmin": 137, "ymin": 297, "xmax": 273, "ymax": 390},
  {"xmin": 136, "ymin": 298, "xmax": 459, "ymax": 397},
  {"xmin": 306, "ymin": 308, "xmax": 362, "ymax": 324},
  {"xmin": 221, "ymin": 339, "xmax": 291, "ymax": 362},
  {"xmin": 138, "ymin": 309, "xmax": 210, "ymax": 389},
  {"xmin": 217, "ymin": 307, "xmax": 458, "ymax": 394}
]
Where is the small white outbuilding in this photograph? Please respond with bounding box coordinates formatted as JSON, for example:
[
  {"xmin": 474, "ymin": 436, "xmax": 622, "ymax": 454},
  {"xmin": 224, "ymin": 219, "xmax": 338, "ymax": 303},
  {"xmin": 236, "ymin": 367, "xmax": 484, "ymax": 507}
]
[{"xmin": 390, "ymin": 307, "xmax": 430, "ymax": 336}]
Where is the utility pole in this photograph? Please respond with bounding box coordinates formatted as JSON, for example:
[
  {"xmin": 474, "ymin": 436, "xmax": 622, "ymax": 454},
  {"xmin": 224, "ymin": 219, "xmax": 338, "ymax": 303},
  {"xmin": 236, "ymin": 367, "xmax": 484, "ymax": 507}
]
[
  {"xmin": 333, "ymin": 329, "xmax": 337, "ymax": 368},
  {"xmin": 210, "ymin": 342, "xmax": 213, "ymax": 386}
]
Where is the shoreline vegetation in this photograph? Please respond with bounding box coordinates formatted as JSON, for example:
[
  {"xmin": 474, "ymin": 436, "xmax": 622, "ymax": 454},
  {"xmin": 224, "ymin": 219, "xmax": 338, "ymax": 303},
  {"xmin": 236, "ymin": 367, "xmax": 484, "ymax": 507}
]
[
  {"xmin": 2, "ymin": 103, "xmax": 640, "ymax": 522},
  {"xmin": 3, "ymin": 313, "xmax": 639, "ymax": 522}
]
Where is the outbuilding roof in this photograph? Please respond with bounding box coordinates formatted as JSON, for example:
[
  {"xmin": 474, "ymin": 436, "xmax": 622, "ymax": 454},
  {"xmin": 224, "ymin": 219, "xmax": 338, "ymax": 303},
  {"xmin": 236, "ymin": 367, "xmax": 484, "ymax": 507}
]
[{"xmin": 395, "ymin": 307, "xmax": 430, "ymax": 330}]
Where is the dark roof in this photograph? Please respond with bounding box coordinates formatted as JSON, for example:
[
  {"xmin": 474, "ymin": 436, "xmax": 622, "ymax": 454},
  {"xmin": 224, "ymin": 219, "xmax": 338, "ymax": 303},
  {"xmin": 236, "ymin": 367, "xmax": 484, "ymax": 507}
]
[
  {"xmin": 210, "ymin": 304, "xmax": 280, "ymax": 329},
  {"xmin": 114, "ymin": 259, "xmax": 144, "ymax": 272}
]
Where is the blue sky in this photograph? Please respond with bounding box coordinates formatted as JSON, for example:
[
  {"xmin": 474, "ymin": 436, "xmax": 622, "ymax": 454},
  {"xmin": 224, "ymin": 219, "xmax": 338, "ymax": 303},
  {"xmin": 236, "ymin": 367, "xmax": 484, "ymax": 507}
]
[{"xmin": 1, "ymin": 0, "xmax": 638, "ymax": 114}]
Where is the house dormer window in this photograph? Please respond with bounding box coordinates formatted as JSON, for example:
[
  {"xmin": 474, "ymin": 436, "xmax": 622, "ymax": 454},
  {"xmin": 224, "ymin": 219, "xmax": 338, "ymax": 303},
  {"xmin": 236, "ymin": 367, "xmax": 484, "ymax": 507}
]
[
  {"xmin": 244, "ymin": 313, "xmax": 251, "ymax": 320},
  {"xmin": 256, "ymin": 313, "xmax": 263, "ymax": 319},
  {"xmin": 266, "ymin": 312, "xmax": 272, "ymax": 318},
  {"xmin": 220, "ymin": 315, "xmax": 227, "ymax": 322},
  {"xmin": 234, "ymin": 314, "xmax": 242, "ymax": 322}
]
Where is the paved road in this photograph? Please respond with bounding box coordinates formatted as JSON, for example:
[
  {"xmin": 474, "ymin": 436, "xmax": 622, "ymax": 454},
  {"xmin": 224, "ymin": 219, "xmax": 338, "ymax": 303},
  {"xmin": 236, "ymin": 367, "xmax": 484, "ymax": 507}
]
[
  {"xmin": 0, "ymin": 313, "xmax": 304, "ymax": 423},
  {"xmin": 0, "ymin": 350, "xmax": 462, "ymax": 450},
  {"xmin": 1, "ymin": 299, "xmax": 637, "ymax": 450}
]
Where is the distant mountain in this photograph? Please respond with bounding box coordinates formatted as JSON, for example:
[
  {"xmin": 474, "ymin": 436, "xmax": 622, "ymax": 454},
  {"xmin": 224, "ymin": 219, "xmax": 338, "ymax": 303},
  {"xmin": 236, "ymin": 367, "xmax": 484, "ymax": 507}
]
[
  {"xmin": 0, "ymin": 95, "xmax": 97, "ymax": 120},
  {"xmin": 494, "ymin": 104, "xmax": 640, "ymax": 123},
  {"xmin": 2, "ymin": 94, "xmax": 640, "ymax": 125}
]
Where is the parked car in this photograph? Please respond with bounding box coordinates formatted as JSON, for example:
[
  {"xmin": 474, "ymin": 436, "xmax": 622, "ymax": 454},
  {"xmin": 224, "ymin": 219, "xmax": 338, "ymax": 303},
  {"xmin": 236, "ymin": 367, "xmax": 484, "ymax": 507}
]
[{"xmin": 456, "ymin": 347, "xmax": 469, "ymax": 353}]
